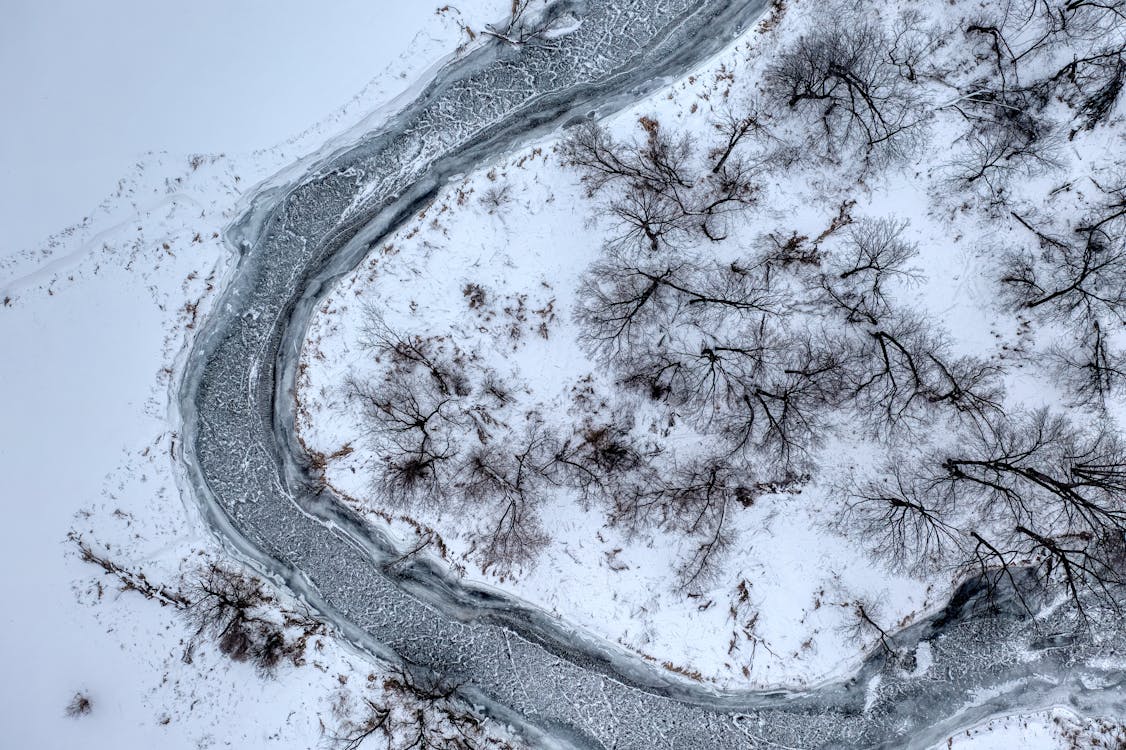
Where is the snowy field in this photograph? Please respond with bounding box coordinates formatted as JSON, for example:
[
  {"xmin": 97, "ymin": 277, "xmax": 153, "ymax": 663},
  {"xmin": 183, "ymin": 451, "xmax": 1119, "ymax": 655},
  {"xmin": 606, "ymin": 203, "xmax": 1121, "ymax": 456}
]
[
  {"xmin": 2, "ymin": 0, "xmax": 1125, "ymax": 747},
  {"xmin": 0, "ymin": 2, "xmax": 513, "ymax": 748},
  {"xmin": 0, "ymin": 0, "xmax": 508, "ymax": 254}
]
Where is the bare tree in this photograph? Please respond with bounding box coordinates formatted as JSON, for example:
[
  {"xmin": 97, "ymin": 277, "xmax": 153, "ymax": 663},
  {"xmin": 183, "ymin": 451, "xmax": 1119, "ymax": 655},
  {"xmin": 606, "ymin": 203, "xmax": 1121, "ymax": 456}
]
[
  {"xmin": 765, "ymin": 22, "xmax": 924, "ymax": 158},
  {"xmin": 575, "ymin": 250, "xmax": 783, "ymax": 362},
  {"xmin": 578, "ymin": 258, "xmax": 835, "ymax": 470},
  {"xmin": 186, "ymin": 564, "xmax": 320, "ymax": 674},
  {"xmin": 1053, "ymin": 49, "xmax": 1126, "ymax": 134},
  {"xmin": 845, "ymin": 409, "xmax": 1126, "ymax": 617},
  {"xmin": 612, "ymin": 455, "xmax": 768, "ymax": 590},
  {"xmin": 563, "ymin": 119, "xmax": 763, "ymax": 253},
  {"xmin": 483, "ymin": 0, "xmax": 565, "ymax": 48},
  {"xmin": 810, "ymin": 220, "xmax": 1004, "ymax": 432},
  {"xmin": 941, "ymin": 411, "xmax": 1126, "ymax": 535},
  {"xmin": 1048, "ymin": 319, "xmax": 1126, "ymax": 409},
  {"xmin": 943, "ymin": 0, "xmax": 1125, "ymax": 192},
  {"xmin": 707, "ymin": 105, "xmax": 776, "ymax": 176},
  {"xmin": 73, "ymin": 534, "xmax": 322, "ymax": 675},
  {"xmin": 949, "ymin": 123, "xmax": 1063, "ymax": 198},
  {"xmin": 1001, "ymin": 209, "xmax": 1126, "ymax": 324},
  {"xmin": 817, "ymin": 217, "xmax": 919, "ymax": 325},
  {"xmin": 332, "ymin": 668, "xmax": 518, "ymax": 749},
  {"xmin": 359, "ymin": 312, "xmax": 470, "ymax": 397},
  {"xmin": 71, "ymin": 533, "xmax": 192, "ymax": 609},
  {"xmin": 842, "ymin": 463, "xmax": 962, "ymax": 574},
  {"xmin": 349, "ymin": 374, "xmax": 461, "ymax": 507},
  {"xmin": 712, "ymin": 333, "xmax": 844, "ymax": 469},
  {"xmin": 65, "ymin": 693, "xmax": 93, "ymax": 718},
  {"xmin": 840, "ymin": 315, "xmax": 1004, "ymax": 434},
  {"xmin": 840, "ymin": 598, "xmax": 897, "ymax": 657},
  {"xmin": 997, "ymin": 190, "xmax": 1126, "ymax": 408},
  {"xmin": 941, "ymin": 410, "xmax": 1126, "ymax": 614},
  {"xmin": 350, "ymin": 313, "xmax": 560, "ymax": 574},
  {"xmin": 996, "ymin": 0, "xmax": 1126, "ymax": 121},
  {"xmin": 480, "ymin": 184, "xmax": 512, "ymax": 214},
  {"xmin": 887, "ymin": 9, "xmax": 946, "ymax": 84},
  {"xmin": 458, "ymin": 422, "xmax": 556, "ymax": 572},
  {"xmin": 942, "ymin": 73, "xmax": 1059, "ymax": 195},
  {"xmin": 550, "ymin": 414, "xmax": 652, "ymax": 505}
]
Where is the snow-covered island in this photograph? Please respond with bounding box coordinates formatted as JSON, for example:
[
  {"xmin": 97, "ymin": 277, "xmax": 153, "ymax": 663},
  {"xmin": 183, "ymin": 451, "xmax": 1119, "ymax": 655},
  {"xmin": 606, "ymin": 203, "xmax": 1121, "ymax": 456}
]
[{"xmin": 4, "ymin": 0, "xmax": 1126, "ymax": 748}]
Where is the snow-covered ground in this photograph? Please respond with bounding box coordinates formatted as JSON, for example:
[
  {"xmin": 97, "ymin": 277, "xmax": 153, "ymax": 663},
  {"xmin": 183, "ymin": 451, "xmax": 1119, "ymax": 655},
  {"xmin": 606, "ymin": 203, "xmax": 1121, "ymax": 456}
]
[
  {"xmin": 3, "ymin": 0, "xmax": 1125, "ymax": 746},
  {"xmin": 0, "ymin": 3, "xmax": 512, "ymax": 748},
  {"xmin": 295, "ymin": 0, "xmax": 1126, "ymax": 700},
  {"xmin": 948, "ymin": 708, "xmax": 1126, "ymax": 749},
  {"xmin": 295, "ymin": 129, "xmax": 935, "ymax": 688},
  {"xmin": 0, "ymin": 0, "xmax": 512, "ymax": 255},
  {"xmin": 297, "ymin": 7, "xmax": 887, "ymax": 689},
  {"xmin": 297, "ymin": 1, "xmax": 931, "ymax": 691}
]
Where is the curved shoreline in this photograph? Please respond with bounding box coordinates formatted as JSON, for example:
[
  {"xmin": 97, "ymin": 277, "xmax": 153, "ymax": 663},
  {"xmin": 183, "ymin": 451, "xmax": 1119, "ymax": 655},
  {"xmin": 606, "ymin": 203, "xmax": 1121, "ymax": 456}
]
[{"xmin": 176, "ymin": 1, "xmax": 1126, "ymax": 747}]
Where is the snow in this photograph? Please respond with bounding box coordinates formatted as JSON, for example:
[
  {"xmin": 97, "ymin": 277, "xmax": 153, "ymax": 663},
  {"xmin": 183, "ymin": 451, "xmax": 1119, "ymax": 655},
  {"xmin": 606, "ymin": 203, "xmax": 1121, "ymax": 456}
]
[
  {"xmin": 2, "ymin": 0, "xmax": 1124, "ymax": 746},
  {"xmin": 296, "ymin": 130, "xmax": 936, "ymax": 691},
  {"xmin": 941, "ymin": 708, "xmax": 1126, "ymax": 749},
  {"xmin": 295, "ymin": 0, "xmax": 1126, "ymax": 702},
  {"xmin": 0, "ymin": 148, "xmax": 341, "ymax": 749},
  {"xmin": 0, "ymin": 2, "xmax": 510, "ymax": 747},
  {"xmin": 0, "ymin": 0, "xmax": 508, "ymax": 256},
  {"xmin": 295, "ymin": 7, "xmax": 937, "ymax": 690}
]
